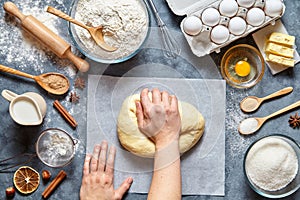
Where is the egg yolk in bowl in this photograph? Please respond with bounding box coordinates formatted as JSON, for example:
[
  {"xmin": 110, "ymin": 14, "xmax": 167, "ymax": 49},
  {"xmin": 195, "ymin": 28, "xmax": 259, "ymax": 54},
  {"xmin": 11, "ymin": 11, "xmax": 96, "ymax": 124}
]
[{"xmin": 235, "ymin": 60, "xmax": 251, "ymax": 77}]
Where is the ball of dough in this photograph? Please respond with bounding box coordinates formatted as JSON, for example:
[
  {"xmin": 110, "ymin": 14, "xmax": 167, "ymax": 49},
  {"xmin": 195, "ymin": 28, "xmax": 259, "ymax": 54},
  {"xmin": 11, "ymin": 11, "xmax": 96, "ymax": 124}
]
[{"xmin": 117, "ymin": 94, "xmax": 205, "ymax": 157}]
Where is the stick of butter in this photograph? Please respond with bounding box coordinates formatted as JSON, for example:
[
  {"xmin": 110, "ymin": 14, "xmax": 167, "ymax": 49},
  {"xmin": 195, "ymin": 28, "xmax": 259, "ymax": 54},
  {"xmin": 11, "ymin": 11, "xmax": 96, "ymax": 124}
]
[
  {"xmin": 265, "ymin": 42, "xmax": 294, "ymax": 58},
  {"xmin": 268, "ymin": 32, "xmax": 295, "ymax": 47},
  {"xmin": 266, "ymin": 54, "xmax": 295, "ymax": 67}
]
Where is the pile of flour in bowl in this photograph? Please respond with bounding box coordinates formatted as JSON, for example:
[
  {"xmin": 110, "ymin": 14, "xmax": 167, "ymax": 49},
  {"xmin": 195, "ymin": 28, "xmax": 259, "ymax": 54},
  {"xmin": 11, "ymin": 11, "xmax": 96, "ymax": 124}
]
[{"xmin": 74, "ymin": 0, "xmax": 148, "ymax": 60}]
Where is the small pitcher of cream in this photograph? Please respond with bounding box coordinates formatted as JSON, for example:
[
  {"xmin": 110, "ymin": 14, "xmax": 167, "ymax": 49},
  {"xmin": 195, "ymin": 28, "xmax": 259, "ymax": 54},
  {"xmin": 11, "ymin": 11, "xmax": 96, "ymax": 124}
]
[{"xmin": 1, "ymin": 89, "xmax": 47, "ymax": 126}]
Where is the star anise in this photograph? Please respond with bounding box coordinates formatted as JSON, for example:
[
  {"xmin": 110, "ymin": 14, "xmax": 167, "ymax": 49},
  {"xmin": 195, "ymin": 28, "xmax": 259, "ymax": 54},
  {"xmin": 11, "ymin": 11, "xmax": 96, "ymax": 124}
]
[
  {"xmin": 70, "ymin": 92, "xmax": 80, "ymax": 103},
  {"xmin": 288, "ymin": 112, "xmax": 300, "ymax": 129},
  {"xmin": 74, "ymin": 77, "xmax": 85, "ymax": 89}
]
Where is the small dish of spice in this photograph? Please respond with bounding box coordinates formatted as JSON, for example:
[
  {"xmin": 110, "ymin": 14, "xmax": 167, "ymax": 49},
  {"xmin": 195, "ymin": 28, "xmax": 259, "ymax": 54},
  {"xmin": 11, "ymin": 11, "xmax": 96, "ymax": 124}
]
[{"xmin": 244, "ymin": 134, "xmax": 300, "ymax": 198}]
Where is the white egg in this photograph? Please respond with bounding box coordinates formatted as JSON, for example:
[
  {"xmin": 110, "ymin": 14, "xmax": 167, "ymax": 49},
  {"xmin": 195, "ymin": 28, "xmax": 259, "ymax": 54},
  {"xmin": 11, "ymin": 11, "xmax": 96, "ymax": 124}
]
[
  {"xmin": 201, "ymin": 8, "xmax": 220, "ymax": 26},
  {"xmin": 210, "ymin": 25, "xmax": 230, "ymax": 44},
  {"xmin": 229, "ymin": 17, "xmax": 247, "ymax": 35},
  {"xmin": 246, "ymin": 8, "xmax": 265, "ymax": 26},
  {"xmin": 183, "ymin": 16, "xmax": 203, "ymax": 36},
  {"xmin": 264, "ymin": 0, "xmax": 283, "ymax": 17},
  {"xmin": 237, "ymin": 0, "xmax": 255, "ymax": 8},
  {"xmin": 219, "ymin": 0, "xmax": 239, "ymax": 17}
]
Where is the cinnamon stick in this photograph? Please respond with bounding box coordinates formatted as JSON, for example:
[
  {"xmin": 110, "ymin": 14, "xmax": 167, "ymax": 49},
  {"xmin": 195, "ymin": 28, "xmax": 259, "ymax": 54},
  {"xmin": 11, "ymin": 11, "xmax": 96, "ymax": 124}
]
[
  {"xmin": 42, "ymin": 170, "xmax": 67, "ymax": 199},
  {"xmin": 53, "ymin": 100, "xmax": 78, "ymax": 128}
]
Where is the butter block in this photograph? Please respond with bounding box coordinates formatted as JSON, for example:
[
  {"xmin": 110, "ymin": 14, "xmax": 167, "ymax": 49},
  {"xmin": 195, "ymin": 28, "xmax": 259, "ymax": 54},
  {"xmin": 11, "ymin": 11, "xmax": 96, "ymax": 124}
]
[
  {"xmin": 269, "ymin": 32, "xmax": 295, "ymax": 47},
  {"xmin": 266, "ymin": 53, "xmax": 295, "ymax": 67},
  {"xmin": 265, "ymin": 42, "xmax": 294, "ymax": 58}
]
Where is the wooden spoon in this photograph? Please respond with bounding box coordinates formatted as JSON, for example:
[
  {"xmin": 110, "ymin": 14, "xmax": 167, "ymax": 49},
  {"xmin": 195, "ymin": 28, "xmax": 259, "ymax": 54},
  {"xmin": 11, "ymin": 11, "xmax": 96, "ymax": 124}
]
[
  {"xmin": 240, "ymin": 87, "xmax": 293, "ymax": 113},
  {"xmin": 3, "ymin": 2, "xmax": 89, "ymax": 72},
  {"xmin": 0, "ymin": 64, "xmax": 69, "ymax": 95},
  {"xmin": 238, "ymin": 100, "xmax": 300, "ymax": 135},
  {"xmin": 46, "ymin": 6, "xmax": 117, "ymax": 52}
]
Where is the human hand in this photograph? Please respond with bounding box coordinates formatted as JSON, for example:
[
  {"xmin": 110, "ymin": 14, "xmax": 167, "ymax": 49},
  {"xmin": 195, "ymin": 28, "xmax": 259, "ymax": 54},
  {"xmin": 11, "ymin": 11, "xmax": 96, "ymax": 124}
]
[
  {"xmin": 80, "ymin": 141, "xmax": 133, "ymax": 200},
  {"xmin": 135, "ymin": 88, "xmax": 181, "ymax": 150}
]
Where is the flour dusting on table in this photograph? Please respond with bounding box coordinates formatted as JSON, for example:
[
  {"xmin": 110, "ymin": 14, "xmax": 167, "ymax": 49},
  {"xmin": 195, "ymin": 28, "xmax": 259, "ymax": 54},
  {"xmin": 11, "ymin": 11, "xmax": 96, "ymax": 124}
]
[{"xmin": 0, "ymin": 0, "xmax": 76, "ymax": 77}]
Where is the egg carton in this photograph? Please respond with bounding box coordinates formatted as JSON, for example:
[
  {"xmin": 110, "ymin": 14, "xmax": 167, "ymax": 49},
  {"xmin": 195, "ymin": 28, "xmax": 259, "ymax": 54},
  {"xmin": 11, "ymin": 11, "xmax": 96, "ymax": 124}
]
[{"xmin": 165, "ymin": 0, "xmax": 285, "ymax": 57}]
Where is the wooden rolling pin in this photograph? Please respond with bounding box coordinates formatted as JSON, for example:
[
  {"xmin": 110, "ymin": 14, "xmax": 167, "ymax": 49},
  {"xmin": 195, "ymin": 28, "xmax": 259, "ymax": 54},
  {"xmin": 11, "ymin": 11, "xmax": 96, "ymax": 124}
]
[{"xmin": 3, "ymin": 2, "xmax": 89, "ymax": 72}]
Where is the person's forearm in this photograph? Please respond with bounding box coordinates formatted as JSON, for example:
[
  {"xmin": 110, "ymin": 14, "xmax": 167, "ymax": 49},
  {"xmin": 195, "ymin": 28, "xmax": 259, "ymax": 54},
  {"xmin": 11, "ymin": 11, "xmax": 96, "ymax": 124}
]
[{"xmin": 148, "ymin": 140, "xmax": 182, "ymax": 200}]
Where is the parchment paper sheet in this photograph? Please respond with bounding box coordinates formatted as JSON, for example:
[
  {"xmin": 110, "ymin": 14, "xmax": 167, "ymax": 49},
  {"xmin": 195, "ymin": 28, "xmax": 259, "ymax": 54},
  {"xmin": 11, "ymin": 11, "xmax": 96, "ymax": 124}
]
[{"xmin": 87, "ymin": 75, "xmax": 225, "ymax": 195}]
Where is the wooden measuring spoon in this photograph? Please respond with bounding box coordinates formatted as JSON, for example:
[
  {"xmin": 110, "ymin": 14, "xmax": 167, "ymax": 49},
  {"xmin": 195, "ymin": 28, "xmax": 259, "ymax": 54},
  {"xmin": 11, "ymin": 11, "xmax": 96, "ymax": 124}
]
[
  {"xmin": 46, "ymin": 6, "xmax": 117, "ymax": 52},
  {"xmin": 240, "ymin": 87, "xmax": 293, "ymax": 113},
  {"xmin": 238, "ymin": 100, "xmax": 300, "ymax": 135},
  {"xmin": 0, "ymin": 64, "xmax": 69, "ymax": 95}
]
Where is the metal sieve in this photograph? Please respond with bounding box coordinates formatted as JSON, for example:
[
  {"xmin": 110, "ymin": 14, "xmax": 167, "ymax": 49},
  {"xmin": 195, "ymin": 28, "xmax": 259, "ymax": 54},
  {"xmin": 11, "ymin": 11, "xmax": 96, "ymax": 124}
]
[
  {"xmin": 0, "ymin": 128, "xmax": 77, "ymax": 171},
  {"xmin": 36, "ymin": 128, "xmax": 77, "ymax": 168}
]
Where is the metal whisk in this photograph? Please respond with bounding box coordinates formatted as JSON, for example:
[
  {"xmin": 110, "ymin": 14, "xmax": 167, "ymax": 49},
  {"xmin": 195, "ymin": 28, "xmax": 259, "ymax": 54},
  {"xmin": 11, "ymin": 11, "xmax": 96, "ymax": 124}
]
[{"xmin": 147, "ymin": 0, "xmax": 181, "ymax": 58}]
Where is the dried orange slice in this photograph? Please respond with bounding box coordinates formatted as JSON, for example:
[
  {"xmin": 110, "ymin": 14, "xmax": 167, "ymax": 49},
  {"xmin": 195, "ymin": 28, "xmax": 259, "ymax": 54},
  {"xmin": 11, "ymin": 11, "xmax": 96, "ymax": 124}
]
[{"xmin": 13, "ymin": 166, "xmax": 40, "ymax": 194}]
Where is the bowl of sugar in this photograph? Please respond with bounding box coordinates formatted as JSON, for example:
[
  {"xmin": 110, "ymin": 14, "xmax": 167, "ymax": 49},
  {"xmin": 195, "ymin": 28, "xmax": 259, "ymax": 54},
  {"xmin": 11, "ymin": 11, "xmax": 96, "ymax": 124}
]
[
  {"xmin": 68, "ymin": 0, "xmax": 149, "ymax": 64},
  {"xmin": 244, "ymin": 134, "xmax": 300, "ymax": 198}
]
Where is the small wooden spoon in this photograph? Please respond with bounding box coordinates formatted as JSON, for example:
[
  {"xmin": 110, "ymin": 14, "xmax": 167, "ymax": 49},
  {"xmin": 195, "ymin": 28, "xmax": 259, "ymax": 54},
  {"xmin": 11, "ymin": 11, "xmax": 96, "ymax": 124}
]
[
  {"xmin": 0, "ymin": 64, "xmax": 69, "ymax": 95},
  {"xmin": 238, "ymin": 100, "xmax": 300, "ymax": 135},
  {"xmin": 240, "ymin": 87, "xmax": 293, "ymax": 113},
  {"xmin": 46, "ymin": 6, "xmax": 117, "ymax": 52}
]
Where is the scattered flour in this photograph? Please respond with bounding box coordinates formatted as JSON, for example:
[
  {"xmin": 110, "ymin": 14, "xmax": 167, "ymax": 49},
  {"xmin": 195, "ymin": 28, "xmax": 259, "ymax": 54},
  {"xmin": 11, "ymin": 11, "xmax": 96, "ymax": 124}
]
[
  {"xmin": 0, "ymin": 0, "xmax": 77, "ymax": 78},
  {"xmin": 225, "ymin": 89, "xmax": 251, "ymax": 156},
  {"xmin": 74, "ymin": 0, "xmax": 148, "ymax": 60},
  {"xmin": 245, "ymin": 137, "xmax": 298, "ymax": 191}
]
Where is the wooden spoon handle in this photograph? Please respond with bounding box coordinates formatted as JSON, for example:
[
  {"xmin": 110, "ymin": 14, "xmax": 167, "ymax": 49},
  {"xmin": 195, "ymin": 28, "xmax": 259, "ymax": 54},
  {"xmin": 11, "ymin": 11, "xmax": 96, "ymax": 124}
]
[
  {"xmin": 262, "ymin": 87, "xmax": 293, "ymax": 101},
  {"xmin": 265, "ymin": 100, "xmax": 300, "ymax": 120},
  {"xmin": 0, "ymin": 64, "xmax": 35, "ymax": 80},
  {"xmin": 47, "ymin": 6, "xmax": 88, "ymax": 30},
  {"xmin": 3, "ymin": 2, "xmax": 26, "ymax": 21}
]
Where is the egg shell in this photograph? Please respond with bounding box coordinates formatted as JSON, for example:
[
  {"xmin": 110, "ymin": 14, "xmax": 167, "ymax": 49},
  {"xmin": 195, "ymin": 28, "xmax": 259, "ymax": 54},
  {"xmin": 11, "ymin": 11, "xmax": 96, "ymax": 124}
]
[
  {"xmin": 264, "ymin": 0, "xmax": 283, "ymax": 17},
  {"xmin": 228, "ymin": 17, "xmax": 247, "ymax": 35},
  {"xmin": 201, "ymin": 8, "xmax": 220, "ymax": 26},
  {"xmin": 219, "ymin": 0, "xmax": 239, "ymax": 17},
  {"xmin": 211, "ymin": 25, "xmax": 229, "ymax": 44},
  {"xmin": 183, "ymin": 16, "xmax": 203, "ymax": 36},
  {"xmin": 246, "ymin": 8, "xmax": 265, "ymax": 27},
  {"xmin": 237, "ymin": 0, "xmax": 255, "ymax": 8}
]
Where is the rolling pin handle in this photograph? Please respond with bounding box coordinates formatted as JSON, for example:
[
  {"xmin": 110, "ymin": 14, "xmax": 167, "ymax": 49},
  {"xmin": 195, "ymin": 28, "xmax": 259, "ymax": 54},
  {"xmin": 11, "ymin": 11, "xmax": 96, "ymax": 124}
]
[
  {"xmin": 3, "ymin": 2, "xmax": 26, "ymax": 21},
  {"xmin": 64, "ymin": 49, "xmax": 90, "ymax": 72}
]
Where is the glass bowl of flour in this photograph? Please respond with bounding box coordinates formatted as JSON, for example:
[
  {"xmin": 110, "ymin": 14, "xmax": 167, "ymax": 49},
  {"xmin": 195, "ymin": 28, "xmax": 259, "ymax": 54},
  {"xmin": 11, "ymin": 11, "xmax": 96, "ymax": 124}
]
[
  {"xmin": 69, "ymin": 0, "xmax": 149, "ymax": 63},
  {"xmin": 244, "ymin": 134, "xmax": 300, "ymax": 198}
]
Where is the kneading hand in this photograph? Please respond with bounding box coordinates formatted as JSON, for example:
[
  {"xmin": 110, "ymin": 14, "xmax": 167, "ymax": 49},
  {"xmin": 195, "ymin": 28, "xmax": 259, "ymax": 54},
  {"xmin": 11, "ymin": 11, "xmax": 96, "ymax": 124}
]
[
  {"xmin": 80, "ymin": 141, "xmax": 133, "ymax": 200},
  {"xmin": 135, "ymin": 88, "xmax": 181, "ymax": 149}
]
